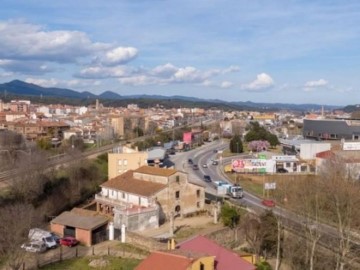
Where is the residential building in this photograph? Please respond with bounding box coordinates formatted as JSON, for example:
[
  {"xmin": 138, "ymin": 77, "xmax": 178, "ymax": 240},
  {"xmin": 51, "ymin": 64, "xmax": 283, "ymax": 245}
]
[
  {"xmin": 136, "ymin": 250, "xmax": 215, "ymax": 270},
  {"xmin": 177, "ymin": 235, "xmax": 256, "ymax": 270},
  {"xmin": 95, "ymin": 166, "xmax": 205, "ymax": 230},
  {"xmin": 108, "ymin": 146, "xmax": 148, "ymax": 179}
]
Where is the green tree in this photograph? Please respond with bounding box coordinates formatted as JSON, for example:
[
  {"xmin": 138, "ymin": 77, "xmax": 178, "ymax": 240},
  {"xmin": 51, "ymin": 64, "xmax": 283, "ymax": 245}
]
[
  {"xmin": 266, "ymin": 134, "xmax": 280, "ymax": 147},
  {"xmin": 36, "ymin": 137, "xmax": 51, "ymax": 150},
  {"xmin": 220, "ymin": 203, "xmax": 240, "ymax": 229},
  {"xmin": 230, "ymin": 135, "xmax": 243, "ymax": 153}
]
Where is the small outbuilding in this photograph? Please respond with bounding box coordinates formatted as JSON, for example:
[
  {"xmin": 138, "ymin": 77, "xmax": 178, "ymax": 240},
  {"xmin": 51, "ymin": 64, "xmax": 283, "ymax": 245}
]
[{"xmin": 50, "ymin": 208, "xmax": 109, "ymax": 246}]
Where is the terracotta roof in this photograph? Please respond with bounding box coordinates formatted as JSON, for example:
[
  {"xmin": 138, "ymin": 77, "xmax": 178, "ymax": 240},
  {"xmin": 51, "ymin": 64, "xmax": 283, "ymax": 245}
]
[
  {"xmin": 316, "ymin": 150, "xmax": 334, "ymax": 159},
  {"xmin": 50, "ymin": 210, "xmax": 108, "ymax": 230},
  {"xmin": 178, "ymin": 235, "xmax": 256, "ymax": 270},
  {"xmin": 101, "ymin": 170, "xmax": 166, "ymax": 196},
  {"xmin": 135, "ymin": 165, "xmax": 177, "ymax": 177},
  {"xmin": 135, "ymin": 251, "xmax": 194, "ymax": 270}
]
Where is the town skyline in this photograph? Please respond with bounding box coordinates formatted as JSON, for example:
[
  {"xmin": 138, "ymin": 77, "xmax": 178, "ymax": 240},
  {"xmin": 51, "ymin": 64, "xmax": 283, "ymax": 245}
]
[{"xmin": 1, "ymin": 1, "xmax": 360, "ymax": 106}]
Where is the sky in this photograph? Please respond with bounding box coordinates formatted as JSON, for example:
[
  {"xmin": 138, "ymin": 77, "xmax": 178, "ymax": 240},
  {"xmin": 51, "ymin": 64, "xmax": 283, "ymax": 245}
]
[{"xmin": 0, "ymin": 0, "xmax": 359, "ymax": 106}]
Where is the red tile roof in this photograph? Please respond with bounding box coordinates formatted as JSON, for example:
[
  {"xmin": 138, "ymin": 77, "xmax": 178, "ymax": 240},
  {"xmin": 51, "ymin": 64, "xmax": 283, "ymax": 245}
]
[
  {"xmin": 101, "ymin": 170, "xmax": 166, "ymax": 197},
  {"xmin": 316, "ymin": 150, "xmax": 334, "ymax": 159},
  {"xmin": 135, "ymin": 251, "xmax": 193, "ymax": 270},
  {"xmin": 178, "ymin": 235, "xmax": 256, "ymax": 270},
  {"xmin": 135, "ymin": 165, "xmax": 177, "ymax": 177}
]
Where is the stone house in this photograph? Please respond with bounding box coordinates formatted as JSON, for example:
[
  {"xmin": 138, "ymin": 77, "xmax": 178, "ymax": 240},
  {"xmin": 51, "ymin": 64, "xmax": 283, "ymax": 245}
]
[{"xmin": 95, "ymin": 166, "xmax": 205, "ymax": 231}]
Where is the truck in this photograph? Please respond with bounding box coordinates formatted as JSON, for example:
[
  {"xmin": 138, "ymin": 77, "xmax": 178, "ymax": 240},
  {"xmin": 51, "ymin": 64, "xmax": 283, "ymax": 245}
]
[
  {"xmin": 213, "ymin": 181, "xmax": 243, "ymax": 199},
  {"xmin": 28, "ymin": 228, "xmax": 58, "ymax": 249}
]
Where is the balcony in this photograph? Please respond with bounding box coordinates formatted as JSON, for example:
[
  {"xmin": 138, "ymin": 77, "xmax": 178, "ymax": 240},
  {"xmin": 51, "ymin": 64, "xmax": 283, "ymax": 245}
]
[{"xmin": 95, "ymin": 193, "xmax": 126, "ymax": 208}]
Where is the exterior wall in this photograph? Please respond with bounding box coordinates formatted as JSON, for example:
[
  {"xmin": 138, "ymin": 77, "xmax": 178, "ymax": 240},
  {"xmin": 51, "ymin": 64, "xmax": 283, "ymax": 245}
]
[
  {"xmin": 133, "ymin": 172, "xmax": 169, "ymax": 185},
  {"xmin": 110, "ymin": 116, "xmax": 124, "ymax": 137},
  {"xmin": 76, "ymin": 228, "xmax": 92, "ymax": 246},
  {"xmin": 108, "ymin": 152, "xmax": 148, "ymax": 179},
  {"xmin": 50, "ymin": 223, "xmax": 65, "ymax": 237},
  {"xmin": 191, "ymin": 257, "xmax": 215, "ymax": 270},
  {"xmin": 300, "ymin": 143, "xmax": 331, "ymax": 160},
  {"xmin": 155, "ymin": 174, "xmax": 205, "ymax": 220},
  {"xmin": 113, "ymin": 206, "xmax": 159, "ymax": 231}
]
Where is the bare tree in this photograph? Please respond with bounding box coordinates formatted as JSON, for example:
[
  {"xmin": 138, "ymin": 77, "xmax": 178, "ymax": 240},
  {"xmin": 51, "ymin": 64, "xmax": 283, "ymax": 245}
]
[
  {"xmin": 243, "ymin": 214, "xmax": 262, "ymax": 263},
  {"xmin": 318, "ymin": 156, "xmax": 360, "ymax": 270},
  {"xmin": 0, "ymin": 203, "xmax": 38, "ymax": 270}
]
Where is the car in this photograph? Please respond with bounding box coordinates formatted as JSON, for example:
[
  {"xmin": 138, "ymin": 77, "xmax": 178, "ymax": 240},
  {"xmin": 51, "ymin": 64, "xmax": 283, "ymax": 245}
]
[
  {"xmin": 262, "ymin": 199, "xmax": 276, "ymax": 207},
  {"xmin": 192, "ymin": 164, "xmax": 199, "ymax": 170},
  {"xmin": 277, "ymin": 168, "xmax": 288, "ymax": 173},
  {"xmin": 203, "ymin": 175, "xmax": 211, "ymax": 182},
  {"xmin": 202, "ymin": 164, "xmax": 208, "ymax": 168},
  {"xmin": 213, "ymin": 149, "xmax": 218, "ymax": 153},
  {"xmin": 212, "ymin": 160, "xmax": 218, "ymax": 165},
  {"xmin": 59, "ymin": 236, "xmax": 79, "ymax": 247},
  {"xmin": 188, "ymin": 159, "xmax": 193, "ymax": 164},
  {"xmin": 21, "ymin": 241, "xmax": 47, "ymax": 253}
]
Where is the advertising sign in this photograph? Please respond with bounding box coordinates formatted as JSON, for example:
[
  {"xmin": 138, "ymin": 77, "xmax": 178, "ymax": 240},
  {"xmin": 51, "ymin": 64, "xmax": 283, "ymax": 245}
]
[
  {"xmin": 343, "ymin": 142, "xmax": 360, "ymax": 151},
  {"xmin": 231, "ymin": 159, "xmax": 269, "ymax": 172},
  {"xmin": 264, "ymin": 182, "xmax": 276, "ymax": 190},
  {"xmin": 183, "ymin": 132, "xmax": 192, "ymax": 144}
]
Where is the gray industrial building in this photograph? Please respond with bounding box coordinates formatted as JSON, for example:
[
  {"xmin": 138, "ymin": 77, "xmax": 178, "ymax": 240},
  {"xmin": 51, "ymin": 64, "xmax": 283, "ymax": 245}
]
[{"xmin": 303, "ymin": 119, "xmax": 360, "ymax": 141}]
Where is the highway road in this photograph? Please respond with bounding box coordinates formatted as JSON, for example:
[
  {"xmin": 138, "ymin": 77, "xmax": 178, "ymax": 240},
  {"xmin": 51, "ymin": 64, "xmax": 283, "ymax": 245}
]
[{"xmin": 170, "ymin": 141, "xmax": 360, "ymax": 265}]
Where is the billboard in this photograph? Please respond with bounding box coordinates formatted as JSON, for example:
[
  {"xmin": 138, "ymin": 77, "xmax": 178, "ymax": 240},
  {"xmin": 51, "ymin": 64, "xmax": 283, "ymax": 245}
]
[
  {"xmin": 183, "ymin": 132, "xmax": 192, "ymax": 144},
  {"xmin": 231, "ymin": 159, "xmax": 274, "ymax": 173}
]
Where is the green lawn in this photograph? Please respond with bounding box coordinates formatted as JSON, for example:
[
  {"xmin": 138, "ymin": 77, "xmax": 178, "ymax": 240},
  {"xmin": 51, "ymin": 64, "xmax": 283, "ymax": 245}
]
[{"xmin": 40, "ymin": 256, "xmax": 141, "ymax": 270}]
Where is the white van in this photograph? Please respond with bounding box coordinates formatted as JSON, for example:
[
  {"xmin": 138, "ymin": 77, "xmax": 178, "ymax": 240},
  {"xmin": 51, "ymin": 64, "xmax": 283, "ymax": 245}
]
[
  {"xmin": 28, "ymin": 228, "xmax": 58, "ymax": 249},
  {"xmin": 21, "ymin": 241, "xmax": 47, "ymax": 253}
]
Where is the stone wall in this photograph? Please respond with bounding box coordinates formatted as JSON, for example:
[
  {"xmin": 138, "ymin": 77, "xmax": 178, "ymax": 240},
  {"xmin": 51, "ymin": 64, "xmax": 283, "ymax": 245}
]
[{"xmin": 126, "ymin": 231, "xmax": 167, "ymax": 251}]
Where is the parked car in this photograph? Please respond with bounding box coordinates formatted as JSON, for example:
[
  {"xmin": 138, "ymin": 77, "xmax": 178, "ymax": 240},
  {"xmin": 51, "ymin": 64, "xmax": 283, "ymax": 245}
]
[
  {"xmin": 203, "ymin": 175, "xmax": 211, "ymax": 182},
  {"xmin": 28, "ymin": 228, "xmax": 58, "ymax": 249},
  {"xmin": 212, "ymin": 160, "xmax": 218, "ymax": 165},
  {"xmin": 188, "ymin": 159, "xmax": 193, "ymax": 164},
  {"xmin": 21, "ymin": 241, "xmax": 47, "ymax": 253},
  {"xmin": 262, "ymin": 199, "xmax": 276, "ymax": 207},
  {"xmin": 202, "ymin": 164, "xmax": 208, "ymax": 168},
  {"xmin": 59, "ymin": 236, "xmax": 79, "ymax": 247},
  {"xmin": 192, "ymin": 164, "xmax": 199, "ymax": 170},
  {"xmin": 277, "ymin": 168, "xmax": 288, "ymax": 173}
]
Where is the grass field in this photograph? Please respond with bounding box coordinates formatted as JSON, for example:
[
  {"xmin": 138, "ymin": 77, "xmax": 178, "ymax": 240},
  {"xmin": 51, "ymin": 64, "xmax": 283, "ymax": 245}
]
[{"xmin": 40, "ymin": 256, "xmax": 141, "ymax": 270}]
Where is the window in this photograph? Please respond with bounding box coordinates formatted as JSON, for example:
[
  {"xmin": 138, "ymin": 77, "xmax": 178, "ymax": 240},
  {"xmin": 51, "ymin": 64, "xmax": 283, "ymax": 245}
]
[
  {"xmin": 118, "ymin": 160, "xmax": 122, "ymax": 166},
  {"xmin": 123, "ymin": 159, "xmax": 128, "ymax": 165},
  {"xmin": 197, "ymin": 202, "xmax": 200, "ymax": 208},
  {"xmin": 122, "ymin": 192, "xmax": 125, "ymax": 199},
  {"xmin": 176, "ymin": 175, "xmax": 180, "ymax": 183},
  {"xmin": 175, "ymin": 191, "xmax": 180, "ymax": 199},
  {"xmin": 286, "ymin": 162, "xmax": 291, "ymax": 168},
  {"xmin": 200, "ymin": 262, "xmax": 205, "ymax": 270},
  {"xmin": 196, "ymin": 189, "xmax": 200, "ymax": 198}
]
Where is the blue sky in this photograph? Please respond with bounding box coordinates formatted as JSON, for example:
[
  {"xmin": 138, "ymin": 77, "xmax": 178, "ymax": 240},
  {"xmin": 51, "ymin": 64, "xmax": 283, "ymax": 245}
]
[{"xmin": 0, "ymin": 0, "xmax": 359, "ymax": 106}]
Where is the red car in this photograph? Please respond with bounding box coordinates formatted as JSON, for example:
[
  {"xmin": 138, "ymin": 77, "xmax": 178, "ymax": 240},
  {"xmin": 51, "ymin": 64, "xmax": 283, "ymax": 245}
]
[
  {"xmin": 59, "ymin": 236, "xmax": 79, "ymax": 247},
  {"xmin": 262, "ymin": 199, "xmax": 276, "ymax": 207}
]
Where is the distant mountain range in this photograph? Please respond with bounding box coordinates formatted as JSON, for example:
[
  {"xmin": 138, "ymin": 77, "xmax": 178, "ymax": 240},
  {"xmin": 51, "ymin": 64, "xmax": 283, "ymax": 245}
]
[{"xmin": 0, "ymin": 80, "xmax": 342, "ymax": 112}]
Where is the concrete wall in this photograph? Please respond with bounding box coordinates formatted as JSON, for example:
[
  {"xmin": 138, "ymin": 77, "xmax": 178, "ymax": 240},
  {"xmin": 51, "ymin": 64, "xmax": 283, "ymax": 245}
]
[
  {"xmin": 100, "ymin": 188, "xmax": 150, "ymax": 207},
  {"xmin": 113, "ymin": 207, "xmax": 159, "ymax": 232},
  {"xmin": 300, "ymin": 143, "xmax": 331, "ymax": 160}
]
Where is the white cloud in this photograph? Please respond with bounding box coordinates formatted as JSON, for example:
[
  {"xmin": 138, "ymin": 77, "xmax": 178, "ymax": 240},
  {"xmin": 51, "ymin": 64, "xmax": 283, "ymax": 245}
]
[
  {"xmin": 97, "ymin": 47, "xmax": 138, "ymax": 66},
  {"xmin": 220, "ymin": 81, "xmax": 233, "ymax": 88},
  {"xmin": 223, "ymin": 65, "xmax": 240, "ymax": 73},
  {"xmin": 151, "ymin": 63, "xmax": 178, "ymax": 77},
  {"xmin": 77, "ymin": 65, "xmax": 133, "ymax": 79},
  {"xmin": 303, "ymin": 79, "xmax": 328, "ymax": 91},
  {"xmin": 25, "ymin": 77, "xmax": 101, "ymax": 88},
  {"xmin": 242, "ymin": 73, "xmax": 274, "ymax": 91},
  {"xmin": 304, "ymin": 79, "xmax": 328, "ymax": 87}
]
